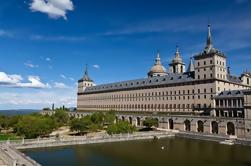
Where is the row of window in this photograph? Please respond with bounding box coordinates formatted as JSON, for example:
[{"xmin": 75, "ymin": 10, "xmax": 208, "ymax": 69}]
[
  {"xmin": 82, "ymin": 94, "xmax": 214, "ymax": 102},
  {"xmin": 79, "ymin": 103, "xmax": 211, "ymax": 109},
  {"xmin": 82, "ymin": 88, "xmax": 214, "ymax": 101},
  {"xmin": 197, "ymin": 73, "xmax": 226, "ymax": 80},
  {"xmin": 215, "ymin": 99, "xmax": 244, "ymax": 108},
  {"xmin": 197, "ymin": 60, "xmax": 225, "ymax": 67}
]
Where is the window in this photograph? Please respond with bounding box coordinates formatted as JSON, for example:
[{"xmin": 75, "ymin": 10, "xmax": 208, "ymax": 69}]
[
  {"xmin": 204, "ymin": 68, "xmax": 206, "ymax": 71},
  {"xmin": 198, "ymin": 75, "xmax": 200, "ymax": 79},
  {"xmin": 210, "ymin": 60, "xmax": 213, "ymax": 64},
  {"xmin": 204, "ymin": 74, "xmax": 206, "ymax": 79},
  {"xmin": 198, "ymin": 62, "xmax": 200, "ymax": 66},
  {"xmin": 204, "ymin": 89, "xmax": 206, "ymax": 93},
  {"xmin": 204, "ymin": 95, "xmax": 206, "ymax": 99},
  {"xmin": 204, "ymin": 61, "xmax": 206, "ymax": 65},
  {"xmin": 211, "ymin": 88, "xmax": 213, "ymax": 93},
  {"xmin": 198, "ymin": 89, "xmax": 200, "ymax": 93},
  {"xmin": 210, "ymin": 74, "xmax": 213, "ymax": 78}
]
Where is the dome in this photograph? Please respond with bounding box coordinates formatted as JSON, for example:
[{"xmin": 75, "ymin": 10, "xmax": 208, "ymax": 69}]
[
  {"xmin": 149, "ymin": 64, "xmax": 166, "ymax": 74},
  {"xmin": 148, "ymin": 51, "xmax": 167, "ymax": 77}
]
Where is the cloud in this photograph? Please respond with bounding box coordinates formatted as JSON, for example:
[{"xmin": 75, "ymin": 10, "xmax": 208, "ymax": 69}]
[
  {"xmin": 15, "ymin": 76, "xmax": 51, "ymax": 89},
  {"xmin": 30, "ymin": 35, "xmax": 86, "ymax": 42},
  {"xmin": 93, "ymin": 64, "xmax": 100, "ymax": 69},
  {"xmin": 0, "ymin": 71, "xmax": 50, "ymax": 89},
  {"xmin": 0, "ymin": 29, "xmax": 13, "ymax": 38},
  {"xmin": 29, "ymin": 0, "xmax": 74, "ymax": 20},
  {"xmin": 60, "ymin": 74, "xmax": 66, "ymax": 79},
  {"xmin": 45, "ymin": 57, "xmax": 51, "ymax": 61},
  {"xmin": 54, "ymin": 82, "xmax": 70, "ymax": 89},
  {"xmin": 24, "ymin": 62, "xmax": 39, "ymax": 68},
  {"xmin": 0, "ymin": 72, "xmax": 23, "ymax": 85},
  {"xmin": 0, "ymin": 90, "xmax": 76, "ymax": 109},
  {"xmin": 60, "ymin": 74, "xmax": 75, "ymax": 81}
]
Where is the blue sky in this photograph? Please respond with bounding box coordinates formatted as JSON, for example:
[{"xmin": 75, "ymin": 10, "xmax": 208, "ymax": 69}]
[{"xmin": 0, "ymin": 0, "xmax": 251, "ymax": 109}]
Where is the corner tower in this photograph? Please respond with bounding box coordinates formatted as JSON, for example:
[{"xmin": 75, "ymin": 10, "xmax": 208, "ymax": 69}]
[
  {"xmin": 194, "ymin": 24, "xmax": 227, "ymax": 80},
  {"xmin": 169, "ymin": 46, "xmax": 185, "ymax": 74},
  {"xmin": 78, "ymin": 65, "xmax": 94, "ymax": 93}
]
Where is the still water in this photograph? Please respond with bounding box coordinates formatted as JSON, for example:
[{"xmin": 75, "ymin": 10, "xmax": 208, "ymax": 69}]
[{"xmin": 23, "ymin": 137, "xmax": 251, "ymax": 166}]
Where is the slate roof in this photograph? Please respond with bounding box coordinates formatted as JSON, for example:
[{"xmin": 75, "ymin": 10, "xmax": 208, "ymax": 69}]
[
  {"xmin": 84, "ymin": 72, "xmax": 195, "ymax": 93},
  {"xmin": 215, "ymin": 90, "xmax": 244, "ymax": 99}
]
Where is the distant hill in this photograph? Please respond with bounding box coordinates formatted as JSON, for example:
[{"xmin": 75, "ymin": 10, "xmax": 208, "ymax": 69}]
[{"xmin": 0, "ymin": 109, "xmax": 41, "ymax": 116}]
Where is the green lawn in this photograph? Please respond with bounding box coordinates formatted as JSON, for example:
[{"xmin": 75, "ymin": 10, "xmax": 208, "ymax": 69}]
[{"xmin": 0, "ymin": 134, "xmax": 19, "ymax": 141}]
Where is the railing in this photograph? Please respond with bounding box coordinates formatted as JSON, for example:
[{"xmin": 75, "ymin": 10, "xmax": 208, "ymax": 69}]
[{"xmin": 0, "ymin": 131, "xmax": 174, "ymax": 149}]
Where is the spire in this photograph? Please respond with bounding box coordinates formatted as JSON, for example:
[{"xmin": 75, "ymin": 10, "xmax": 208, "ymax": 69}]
[
  {"xmin": 187, "ymin": 57, "xmax": 195, "ymax": 72},
  {"xmin": 84, "ymin": 64, "xmax": 88, "ymax": 76},
  {"xmin": 83, "ymin": 64, "xmax": 93, "ymax": 82},
  {"xmin": 175, "ymin": 45, "xmax": 180, "ymax": 58},
  {"xmin": 207, "ymin": 24, "xmax": 212, "ymax": 47},
  {"xmin": 204, "ymin": 24, "xmax": 214, "ymax": 53},
  {"xmin": 155, "ymin": 50, "xmax": 161, "ymax": 65}
]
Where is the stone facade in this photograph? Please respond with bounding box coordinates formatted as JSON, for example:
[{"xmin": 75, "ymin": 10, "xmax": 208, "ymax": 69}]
[{"xmin": 76, "ymin": 24, "xmax": 251, "ymax": 138}]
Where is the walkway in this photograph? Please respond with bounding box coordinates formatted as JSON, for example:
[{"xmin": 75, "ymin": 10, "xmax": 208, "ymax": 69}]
[{"xmin": 0, "ymin": 144, "xmax": 41, "ymax": 166}]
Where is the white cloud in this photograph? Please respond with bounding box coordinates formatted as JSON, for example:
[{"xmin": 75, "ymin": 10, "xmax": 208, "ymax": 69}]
[
  {"xmin": 0, "ymin": 29, "xmax": 12, "ymax": 37},
  {"xmin": 24, "ymin": 62, "xmax": 39, "ymax": 68},
  {"xmin": 16, "ymin": 76, "xmax": 51, "ymax": 89},
  {"xmin": 45, "ymin": 57, "xmax": 51, "ymax": 61},
  {"xmin": 0, "ymin": 90, "xmax": 76, "ymax": 109},
  {"xmin": 54, "ymin": 82, "xmax": 70, "ymax": 89},
  {"xmin": 0, "ymin": 71, "xmax": 50, "ymax": 89},
  {"xmin": 93, "ymin": 64, "xmax": 100, "ymax": 69},
  {"xmin": 29, "ymin": 0, "xmax": 74, "ymax": 20},
  {"xmin": 60, "ymin": 74, "xmax": 66, "ymax": 79},
  {"xmin": 30, "ymin": 35, "xmax": 86, "ymax": 42},
  {"xmin": 0, "ymin": 72, "xmax": 23, "ymax": 85}
]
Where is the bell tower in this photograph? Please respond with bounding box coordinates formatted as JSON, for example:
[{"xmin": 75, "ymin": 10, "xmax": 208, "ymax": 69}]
[{"xmin": 169, "ymin": 46, "xmax": 185, "ymax": 74}]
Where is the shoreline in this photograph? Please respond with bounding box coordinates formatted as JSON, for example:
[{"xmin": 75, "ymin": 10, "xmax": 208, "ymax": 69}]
[
  {"xmin": 1, "ymin": 130, "xmax": 251, "ymax": 151},
  {"xmin": 2, "ymin": 130, "xmax": 251, "ymax": 166}
]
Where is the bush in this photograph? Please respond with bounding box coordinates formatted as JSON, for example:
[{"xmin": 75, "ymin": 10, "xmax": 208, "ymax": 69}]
[
  {"xmin": 70, "ymin": 118, "xmax": 88, "ymax": 135},
  {"xmin": 107, "ymin": 121, "xmax": 136, "ymax": 135},
  {"xmin": 53, "ymin": 109, "xmax": 69, "ymax": 126},
  {"xmin": 14, "ymin": 115, "xmax": 57, "ymax": 139},
  {"xmin": 142, "ymin": 118, "xmax": 159, "ymax": 129}
]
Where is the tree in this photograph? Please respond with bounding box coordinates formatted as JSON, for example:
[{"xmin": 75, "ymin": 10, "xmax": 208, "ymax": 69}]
[
  {"xmin": 90, "ymin": 112, "xmax": 104, "ymax": 125},
  {"xmin": 107, "ymin": 121, "xmax": 135, "ymax": 135},
  {"xmin": 53, "ymin": 109, "xmax": 69, "ymax": 126},
  {"xmin": 70, "ymin": 118, "xmax": 88, "ymax": 135},
  {"xmin": 14, "ymin": 115, "xmax": 57, "ymax": 138},
  {"xmin": 104, "ymin": 111, "xmax": 116, "ymax": 125},
  {"xmin": 142, "ymin": 118, "xmax": 159, "ymax": 129}
]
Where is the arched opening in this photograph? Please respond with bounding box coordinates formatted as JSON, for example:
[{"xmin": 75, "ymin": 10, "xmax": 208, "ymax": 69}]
[
  {"xmin": 169, "ymin": 119, "xmax": 174, "ymax": 129},
  {"xmin": 122, "ymin": 116, "xmax": 125, "ymax": 121},
  {"xmin": 129, "ymin": 117, "xmax": 133, "ymax": 125},
  {"xmin": 184, "ymin": 119, "xmax": 191, "ymax": 131},
  {"xmin": 211, "ymin": 121, "xmax": 218, "ymax": 134},
  {"xmin": 197, "ymin": 120, "xmax": 204, "ymax": 132},
  {"xmin": 136, "ymin": 117, "xmax": 141, "ymax": 126},
  {"xmin": 227, "ymin": 122, "xmax": 235, "ymax": 135}
]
